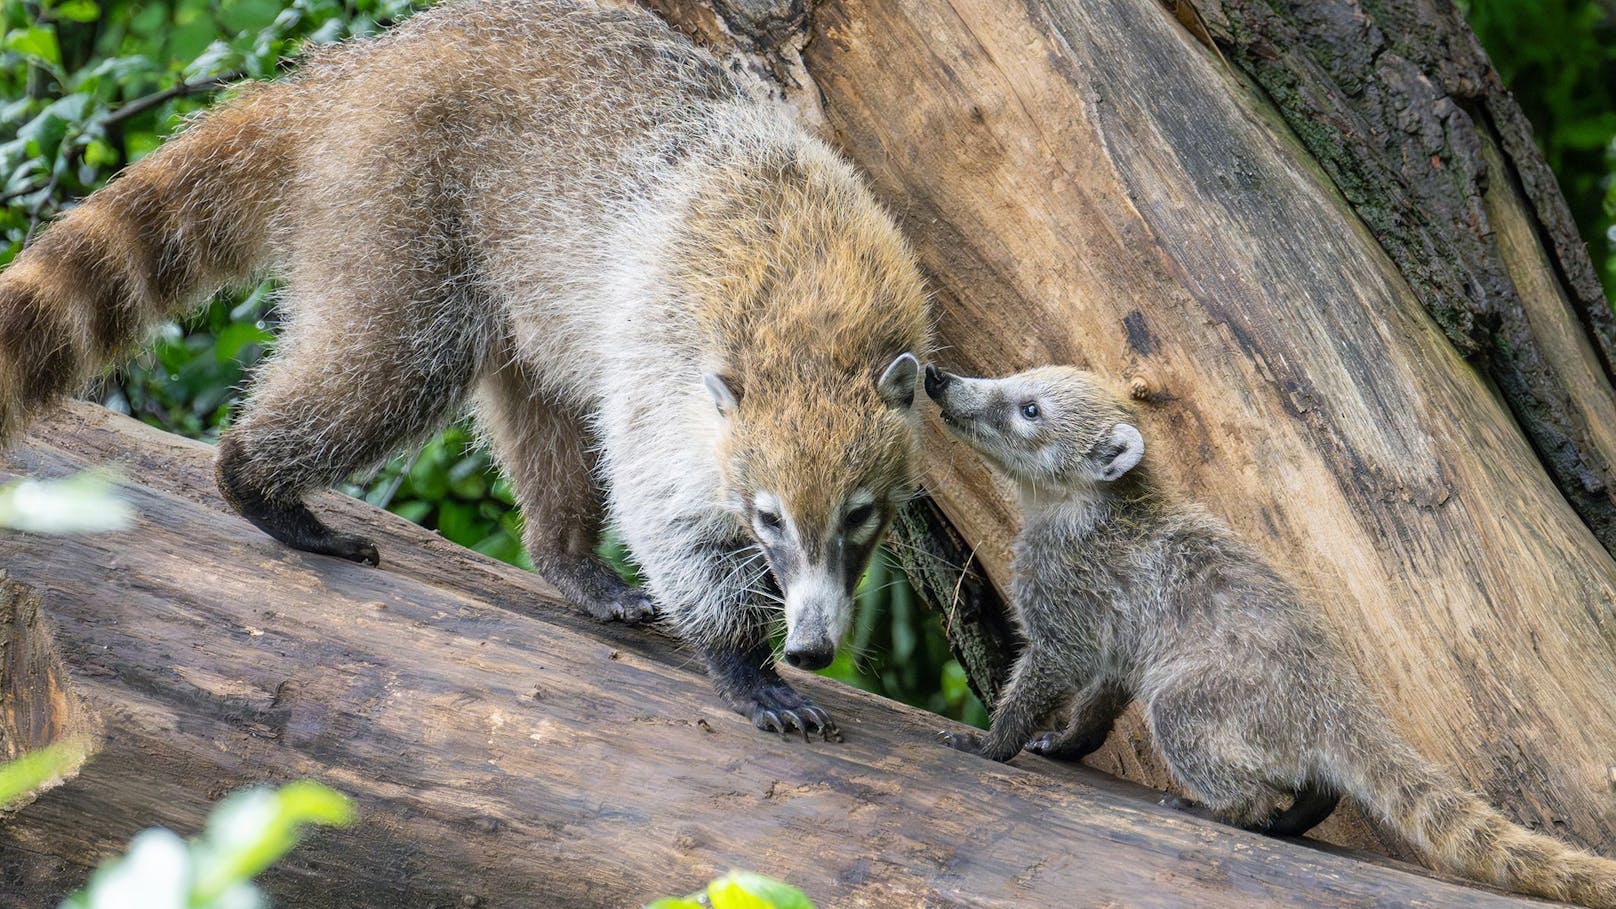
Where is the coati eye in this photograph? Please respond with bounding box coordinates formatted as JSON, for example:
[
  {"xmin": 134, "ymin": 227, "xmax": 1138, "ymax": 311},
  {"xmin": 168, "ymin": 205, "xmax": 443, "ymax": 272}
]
[
  {"xmin": 1020, "ymin": 401, "xmax": 1040, "ymax": 420},
  {"xmin": 756, "ymin": 510, "xmax": 783, "ymax": 533},
  {"xmin": 844, "ymin": 503, "xmax": 876, "ymax": 530}
]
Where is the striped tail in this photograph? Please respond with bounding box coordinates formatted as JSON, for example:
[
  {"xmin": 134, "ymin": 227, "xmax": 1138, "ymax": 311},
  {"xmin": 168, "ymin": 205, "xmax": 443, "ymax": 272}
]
[
  {"xmin": 0, "ymin": 83, "xmax": 293, "ymax": 444},
  {"xmin": 1335, "ymin": 717, "xmax": 1616, "ymax": 907}
]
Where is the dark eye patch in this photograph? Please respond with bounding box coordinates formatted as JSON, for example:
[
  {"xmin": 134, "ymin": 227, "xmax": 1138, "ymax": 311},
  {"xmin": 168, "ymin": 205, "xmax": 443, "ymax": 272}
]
[
  {"xmin": 844, "ymin": 503, "xmax": 876, "ymax": 529},
  {"xmin": 757, "ymin": 510, "xmax": 783, "ymax": 532}
]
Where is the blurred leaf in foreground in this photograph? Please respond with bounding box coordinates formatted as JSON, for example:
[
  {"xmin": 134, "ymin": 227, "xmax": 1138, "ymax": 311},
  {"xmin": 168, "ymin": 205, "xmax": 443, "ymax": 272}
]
[
  {"xmin": 648, "ymin": 871, "xmax": 815, "ymax": 909},
  {"xmin": 0, "ymin": 472, "xmax": 136, "ymax": 534}
]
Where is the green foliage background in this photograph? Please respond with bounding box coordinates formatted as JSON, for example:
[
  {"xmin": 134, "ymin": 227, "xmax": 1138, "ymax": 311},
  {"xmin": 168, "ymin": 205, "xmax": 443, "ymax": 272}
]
[{"xmin": 2, "ymin": 0, "xmax": 1610, "ymax": 729}]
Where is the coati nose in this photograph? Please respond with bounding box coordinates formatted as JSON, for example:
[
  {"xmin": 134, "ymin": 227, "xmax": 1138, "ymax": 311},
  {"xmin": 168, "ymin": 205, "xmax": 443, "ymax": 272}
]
[
  {"xmin": 784, "ymin": 644, "xmax": 835, "ymax": 671},
  {"xmin": 924, "ymin": 364, "xmax": 951, "ymax": 399}
]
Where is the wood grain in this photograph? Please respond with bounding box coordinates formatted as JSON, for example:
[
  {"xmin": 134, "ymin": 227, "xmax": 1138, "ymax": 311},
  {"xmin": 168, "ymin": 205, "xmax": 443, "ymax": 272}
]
[{"xmin": 0, "ymin": 403, "xmax": 1545, "ymax": 907}]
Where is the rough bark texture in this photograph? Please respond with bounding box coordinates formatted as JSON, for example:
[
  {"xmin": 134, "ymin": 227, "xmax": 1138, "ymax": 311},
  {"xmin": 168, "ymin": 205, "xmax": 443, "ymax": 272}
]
[
  {"xmin": 0, "ymin": 404, "xmax": 1545, "ymax": 907},
  {"xmin": 1197, "ymin": 0, "xmax": 1616, "ymax": 567}
]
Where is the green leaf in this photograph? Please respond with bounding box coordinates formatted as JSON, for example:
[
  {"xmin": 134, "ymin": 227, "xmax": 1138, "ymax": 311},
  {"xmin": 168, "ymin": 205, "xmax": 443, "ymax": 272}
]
[
  {"xmin": 0, "ymin": 739, "xmax": 90, "ymax": 809},
  {"xmin": 707, "ymin": 872, "xmax": 814, "ymax": 909},
  {"xmin": 82, "ymin": 138, "xmax": 118, "ymax": 168},
  {"xmin": 5, "ymin": 25, "xmax": 60, "ymax": 67},
  {"xmin": 214, "ymin": 320, "xmax": 272, "ymax": 363},
  {"xmin": 644, "ymin": 901, "xmax": 704, "ymax": 909},
  {"xmin": 391, "ymin": 500, "xmax": 431, "ymax": 523},
  {"xmin": 435, "ymin": 499, "xmax": 483, "ymax": 545},
  {"xmin": 51, "ymin": 0, "xmax": 99, "ymax": 22},
  {"xmin": 190, "ymin": 781, "xmax": 353, "ymax": 903},
  {"xmin": 220, "ymin": 0, "xmax": 282, "ymax": 34},
  {"xmin": 128, "ymin": 3, "xmax": 168, "ymax": 37}
]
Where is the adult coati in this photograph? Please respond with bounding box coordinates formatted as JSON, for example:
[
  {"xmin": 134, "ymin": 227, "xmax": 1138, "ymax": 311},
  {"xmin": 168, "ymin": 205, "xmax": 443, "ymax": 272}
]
[
  {"xmin": 0, "ymin": 0, "xmax": 932, "ymax": 740},
  {"xmin": 925, "ymin": 363, "xmax": 1616, "ymax": 907}
]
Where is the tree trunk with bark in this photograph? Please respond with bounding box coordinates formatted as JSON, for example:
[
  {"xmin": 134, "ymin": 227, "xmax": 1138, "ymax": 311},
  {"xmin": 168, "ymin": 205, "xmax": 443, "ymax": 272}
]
[{"xmin": 0, "ymin": 404, "xmax": 1544, "ymax": 907}]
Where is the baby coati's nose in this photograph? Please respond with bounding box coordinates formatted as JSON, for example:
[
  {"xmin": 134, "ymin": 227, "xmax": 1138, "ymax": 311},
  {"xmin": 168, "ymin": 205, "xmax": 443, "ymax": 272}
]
[
  {"xmin": 784, "ymin": 643, "xmax": 835, "ymax": 671},
  {"xmin": 924, "ymin": 364, "xmax": 951, "ymax": 398}
]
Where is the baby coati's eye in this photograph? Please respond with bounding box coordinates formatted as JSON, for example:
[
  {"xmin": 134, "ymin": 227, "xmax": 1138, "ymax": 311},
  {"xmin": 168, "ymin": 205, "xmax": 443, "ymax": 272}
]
[
  {"xmin": 756, "ymin": 510, "xmax": 784, "ymax": 533},
  {"xmin": 1020, "ymin": 401, "xmax": 1040, "ymax": 420},
  {"xmin": 844, "ymin": 503, "xmax": 876, "ymax": 530}
]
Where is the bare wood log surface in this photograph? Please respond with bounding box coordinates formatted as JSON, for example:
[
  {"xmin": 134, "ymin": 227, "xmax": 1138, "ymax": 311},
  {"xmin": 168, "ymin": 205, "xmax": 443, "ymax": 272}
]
[
  {"xmin": 0, "ymin": 403, "xmax": 1547, "ymax": 907},
  {"xmin": 789, "ymin": 0, "xmax": 1616, "ymax": 857}
]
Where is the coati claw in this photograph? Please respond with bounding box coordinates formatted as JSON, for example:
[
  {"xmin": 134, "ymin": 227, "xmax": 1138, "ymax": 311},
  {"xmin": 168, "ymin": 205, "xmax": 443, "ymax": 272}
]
[
  {"xmin": 742, "ymin": 684, "xmax": 841, "ymax": 742},
  {"xmin": 1025, "ymin": 731, "xmax": 1060, "ymax": 756},
  {"xmin": 938, "ymin": 730, "xmax": 984, "ymax": 755},
  {"xmin": 323, "ymin": 532, "xmax": 380, "ymax": 566}
]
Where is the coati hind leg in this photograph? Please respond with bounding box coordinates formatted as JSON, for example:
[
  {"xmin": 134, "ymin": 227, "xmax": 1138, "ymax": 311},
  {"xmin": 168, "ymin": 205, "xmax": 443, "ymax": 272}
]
[
  {"xmin": 1261, "ymin": 783, "xmax": 1339, "ymax": 837},
  {"xmin": 477, "ymin": 358, "xmax": 654, "ymax": 624},
  {"xmin": 217, "ymin": 273, "xmax": 488, "ymax": 565},
  {"xmin": 1148, "ymin": 691, "xmax": 1336, "ymax": 835}
]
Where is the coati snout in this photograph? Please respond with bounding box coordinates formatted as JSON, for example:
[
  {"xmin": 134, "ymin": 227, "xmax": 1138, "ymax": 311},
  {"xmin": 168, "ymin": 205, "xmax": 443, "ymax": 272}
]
[
  {"xmin": 925, "ymin": 365, "xmax": 1144, "ymax": 488},
  {"xmin": 706, "ymin": 353, "xmax": 922, "ymax": 670}
]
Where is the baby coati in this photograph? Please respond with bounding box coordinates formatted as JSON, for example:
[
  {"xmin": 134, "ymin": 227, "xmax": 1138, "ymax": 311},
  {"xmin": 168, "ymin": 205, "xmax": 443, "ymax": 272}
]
[
  {"xmin": 925, "ymin": 363, "xmax": 1616, "ymax": 907},
  {"xmin": 0, "ymin": 0, "xmax": 932, "ymax": 740}
]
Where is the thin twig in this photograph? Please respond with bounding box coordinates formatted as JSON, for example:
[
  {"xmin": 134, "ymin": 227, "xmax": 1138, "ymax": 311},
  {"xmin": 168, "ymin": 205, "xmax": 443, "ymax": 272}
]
[
  {"xmin": 372, "ymin": 450, "xmax": 421, "ymax": 510},
  {"xmin": 0, "ymin": 179, "xmax": 49, "ymax": 206},
  {"xmin": 22, "ymin": 168, "xmax": 60, "ymax": 247},
  {"xmin": 101, "ymin": 73, "xmax": 240, "ymax": 129}
]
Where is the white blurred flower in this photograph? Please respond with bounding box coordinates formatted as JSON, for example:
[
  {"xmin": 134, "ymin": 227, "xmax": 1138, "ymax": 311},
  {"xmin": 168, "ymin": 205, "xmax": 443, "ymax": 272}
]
[
  {"xmin": 86, "ymin": 829, "xmax": 188, "ymax": 909},
  {"xmin": 0, "ymin": 474, "xmax": 135, "ymax": 534}
]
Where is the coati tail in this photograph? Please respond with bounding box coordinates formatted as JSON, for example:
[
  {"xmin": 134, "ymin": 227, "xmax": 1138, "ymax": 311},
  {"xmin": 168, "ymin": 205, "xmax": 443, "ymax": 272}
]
[
  {"xmin": 1337, "ymin": 723, "xmax": 1616, "ymax": 907},
  {"xmin": 0, "ymin": 84, "xmax": 291, "ymax": 444}
]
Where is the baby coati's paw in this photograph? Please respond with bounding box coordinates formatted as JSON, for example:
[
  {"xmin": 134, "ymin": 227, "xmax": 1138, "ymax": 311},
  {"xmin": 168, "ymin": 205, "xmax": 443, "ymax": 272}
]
[
  {"xmin": 1026, "ymin": 729, "xmax": 1106, "ymax": 761},
  {"xmin": 937, "ymin": 730, "xmax": 984, "ymax": 755},
  {"xmin": 746, "ymin": 682, "xmax": 842, "ymax": 742}
]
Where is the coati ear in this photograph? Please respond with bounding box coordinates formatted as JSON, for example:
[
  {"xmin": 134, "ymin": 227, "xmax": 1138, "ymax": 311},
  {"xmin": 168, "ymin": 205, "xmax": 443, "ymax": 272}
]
[
  {"xmin": 704, "ymin": 373, "xmax": 741, "ymax": 417},
  {"xmin": 1092, "ymin": 423, "xmax": 1144, "ymax": 482},
  {"xmin": 875, "ymin": 352, "xmax": 920, "ymax": 409}
]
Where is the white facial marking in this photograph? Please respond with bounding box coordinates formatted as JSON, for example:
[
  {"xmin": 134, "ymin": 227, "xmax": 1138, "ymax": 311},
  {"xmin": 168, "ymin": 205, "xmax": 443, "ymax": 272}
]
[
  {"xmin": 783, "ymin": 568, "xmax": 849, "ymax": 652},
  {"xmin": 753, "ymin": 490, "xmax": 787, "ymax": 540}
]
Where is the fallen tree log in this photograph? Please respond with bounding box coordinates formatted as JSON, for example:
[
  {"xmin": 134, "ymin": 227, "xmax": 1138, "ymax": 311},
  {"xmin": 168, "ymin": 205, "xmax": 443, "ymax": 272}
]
[{"xmin": 0, "ymin": 403, "xmax": 1547, "ymax": 906}]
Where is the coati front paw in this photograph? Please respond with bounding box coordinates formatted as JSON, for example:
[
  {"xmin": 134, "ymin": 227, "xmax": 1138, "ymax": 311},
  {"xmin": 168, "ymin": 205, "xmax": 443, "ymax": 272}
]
[
  {"xmin": 744, "ymin": 682, "xmax": 842, "ymax": 742},
  {"xmin": 1026, "ymin": 729, "xmax": 1106, "ymax": 762},
  {"xmin": 937, "ymin": 730, "xmax": 985, "ymax": 755}
]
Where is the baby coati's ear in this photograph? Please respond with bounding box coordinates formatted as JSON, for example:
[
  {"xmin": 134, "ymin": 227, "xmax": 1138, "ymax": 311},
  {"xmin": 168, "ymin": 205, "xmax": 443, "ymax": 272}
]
[
  {"xmin": 876, "ymin": 352, "xmax": 920, "ymax": 408},
  {"xmin": 704, "ymin": 373, "xmax": 742, "ymax": 417},
  {"xmin": 1091, "ymin": 423, "xmax": 1144, "ymax": 481}
]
